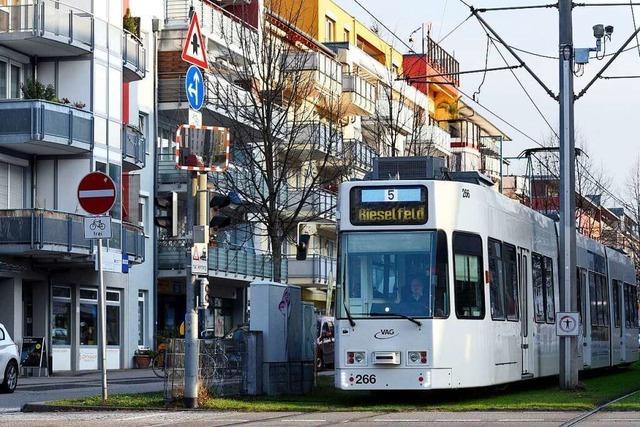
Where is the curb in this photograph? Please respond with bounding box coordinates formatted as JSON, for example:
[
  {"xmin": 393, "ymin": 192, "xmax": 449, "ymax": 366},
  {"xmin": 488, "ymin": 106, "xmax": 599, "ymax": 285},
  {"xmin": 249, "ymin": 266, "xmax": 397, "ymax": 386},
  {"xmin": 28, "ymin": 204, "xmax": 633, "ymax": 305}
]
[{"xmin": 22, "ymin": 403, "xmax": 177, "ymax": 413}]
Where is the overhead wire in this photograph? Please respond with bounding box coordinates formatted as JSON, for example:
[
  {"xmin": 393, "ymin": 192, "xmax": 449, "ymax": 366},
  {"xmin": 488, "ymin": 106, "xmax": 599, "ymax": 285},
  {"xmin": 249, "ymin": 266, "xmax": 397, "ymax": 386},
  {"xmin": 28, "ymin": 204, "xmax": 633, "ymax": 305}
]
[
  {"xmin": 472, "ymin": 36, "xmax": 491, "ymax": 101},
  {"xmin": 438, "ymin": 13, "xmax": 472, "ymax": 43},
  {"xmin": 349, "ymin": 0, "xmax": 631, "ymax": 209},
  {"xmin": 437, "ymin": 0, "xmax": 449, "ymax": 42},
  {"xmin": 630, "ymin": 0, "xmax": 640, "ymax": 57}
]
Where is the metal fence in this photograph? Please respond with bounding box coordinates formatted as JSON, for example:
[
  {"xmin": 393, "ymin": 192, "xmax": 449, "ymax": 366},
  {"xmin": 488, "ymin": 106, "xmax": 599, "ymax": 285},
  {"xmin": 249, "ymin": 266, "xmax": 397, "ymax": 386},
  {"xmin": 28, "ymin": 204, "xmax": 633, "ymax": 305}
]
[{"xmin": 164, "ymin": 336, "xmax": 248, "ymax": 400}]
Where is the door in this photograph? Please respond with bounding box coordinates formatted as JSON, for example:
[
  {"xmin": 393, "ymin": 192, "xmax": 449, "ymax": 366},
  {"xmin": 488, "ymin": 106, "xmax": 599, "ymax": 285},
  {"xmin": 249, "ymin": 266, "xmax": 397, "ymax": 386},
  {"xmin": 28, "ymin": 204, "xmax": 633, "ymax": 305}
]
[
  {"xmin": 518, "ymin": 248, "xmax": 531, "ymax": 375},
  {"xmin": 580, "ymin": 268, "xmax": 591, "ymax": 367}
]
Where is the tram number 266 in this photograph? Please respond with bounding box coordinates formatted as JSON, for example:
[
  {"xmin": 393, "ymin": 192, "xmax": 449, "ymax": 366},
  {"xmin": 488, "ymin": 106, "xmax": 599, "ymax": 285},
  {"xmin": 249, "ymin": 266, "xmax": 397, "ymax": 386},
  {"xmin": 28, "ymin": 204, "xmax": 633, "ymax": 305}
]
[{"xmin": 354, "ymin": 374, "xmax": 377, "ymax": 384}]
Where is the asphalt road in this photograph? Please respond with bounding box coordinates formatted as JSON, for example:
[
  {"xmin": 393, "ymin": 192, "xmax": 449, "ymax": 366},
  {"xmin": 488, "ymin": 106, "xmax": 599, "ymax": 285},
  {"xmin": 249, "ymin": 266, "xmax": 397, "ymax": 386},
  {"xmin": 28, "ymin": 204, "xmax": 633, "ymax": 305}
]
[
  {"xmin": 0, "ymin": 369, "xmax": 164, "ymax": 412},
  {"xmin": 3, "ymin": 410, "xmax": 640, "ymax": 426}
]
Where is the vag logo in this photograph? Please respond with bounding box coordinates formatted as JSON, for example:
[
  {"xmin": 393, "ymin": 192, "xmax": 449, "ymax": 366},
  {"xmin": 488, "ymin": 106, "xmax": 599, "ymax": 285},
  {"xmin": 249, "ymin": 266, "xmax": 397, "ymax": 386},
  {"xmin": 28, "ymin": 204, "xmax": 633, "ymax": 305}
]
[{"xmin": 374, "ymin": 329, "xmax": 398, "ymax": 339}]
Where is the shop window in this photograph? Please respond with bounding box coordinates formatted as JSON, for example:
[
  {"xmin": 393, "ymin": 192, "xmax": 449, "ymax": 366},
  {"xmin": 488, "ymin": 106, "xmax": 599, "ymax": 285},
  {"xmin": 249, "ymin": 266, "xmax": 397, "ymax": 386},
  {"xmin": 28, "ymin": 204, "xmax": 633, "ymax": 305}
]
[{"xmin": 106, "ymin": 290, "xmax": 121, "ymax": 346}]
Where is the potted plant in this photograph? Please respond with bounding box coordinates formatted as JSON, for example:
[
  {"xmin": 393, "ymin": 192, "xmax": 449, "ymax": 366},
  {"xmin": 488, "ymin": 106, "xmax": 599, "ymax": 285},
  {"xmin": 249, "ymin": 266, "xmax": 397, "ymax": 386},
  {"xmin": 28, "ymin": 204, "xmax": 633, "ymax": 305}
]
[
  {"xmin": 21, "ymin": 79, "xmax": 58, "ymax": 102},
  {"xmin": 133, "ymin": 347, "xmax": 155, "ymax": 368},
  {"xmin": 123, "ymin": 8, "xmax": 140, "ymax": 38}
]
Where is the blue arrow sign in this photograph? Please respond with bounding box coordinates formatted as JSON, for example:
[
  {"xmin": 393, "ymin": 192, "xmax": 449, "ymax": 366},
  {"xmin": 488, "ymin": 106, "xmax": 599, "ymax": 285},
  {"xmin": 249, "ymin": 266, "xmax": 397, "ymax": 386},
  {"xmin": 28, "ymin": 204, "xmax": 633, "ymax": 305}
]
[{"xmin": 185, "ymin": 65, "xmax": 204, "ymax": 111}]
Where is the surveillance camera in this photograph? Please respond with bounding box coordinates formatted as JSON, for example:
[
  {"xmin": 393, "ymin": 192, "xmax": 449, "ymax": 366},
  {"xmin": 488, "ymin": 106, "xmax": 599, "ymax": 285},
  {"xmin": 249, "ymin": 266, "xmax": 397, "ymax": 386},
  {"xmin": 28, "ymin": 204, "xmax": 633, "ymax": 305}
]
[
  {"xmin": 605, "ymin": 25, "xmax": 614, "ymax": 36},
  {"xmin": 593, "ymin": 24, "xmax": 605, "ymax": 39}
]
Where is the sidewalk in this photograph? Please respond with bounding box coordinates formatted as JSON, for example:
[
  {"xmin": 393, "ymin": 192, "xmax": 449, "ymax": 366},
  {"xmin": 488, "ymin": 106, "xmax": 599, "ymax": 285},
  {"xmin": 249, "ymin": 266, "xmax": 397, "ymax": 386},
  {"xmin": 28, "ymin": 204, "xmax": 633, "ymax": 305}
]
[{"xmin": 2, "ymin": 369, "xmax": 163, "ymax": 411}]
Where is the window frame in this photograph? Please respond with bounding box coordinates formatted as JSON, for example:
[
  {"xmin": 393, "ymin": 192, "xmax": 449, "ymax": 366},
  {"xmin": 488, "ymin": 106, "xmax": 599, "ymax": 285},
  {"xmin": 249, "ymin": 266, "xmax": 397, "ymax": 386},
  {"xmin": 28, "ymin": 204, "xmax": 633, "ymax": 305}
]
[
  {"xmin": 532, "ymin": 252, "xmax": 555, "ymax": 324},
  {"xmin": 503, "ymin": 243, "xmax": 519, "ymax": 321},
  {"xmin": 325, "ymin": 16, "xmax": 335, "ymax": 42},
  {"xmin": 453, "ymin": 232, "xmax": 485, "ymax": 320},
  {"xmin": 488, "ymin": 238, "xmax": 505, "ymax": 321}
]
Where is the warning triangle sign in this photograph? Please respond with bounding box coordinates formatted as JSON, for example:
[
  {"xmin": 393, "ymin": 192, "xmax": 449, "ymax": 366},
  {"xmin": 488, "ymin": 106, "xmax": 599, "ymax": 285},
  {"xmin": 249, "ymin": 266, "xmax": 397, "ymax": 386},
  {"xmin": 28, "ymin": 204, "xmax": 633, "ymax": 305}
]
[{"xmin": 181, "ymin": 14, "xmax": 209, "ymax": 70}]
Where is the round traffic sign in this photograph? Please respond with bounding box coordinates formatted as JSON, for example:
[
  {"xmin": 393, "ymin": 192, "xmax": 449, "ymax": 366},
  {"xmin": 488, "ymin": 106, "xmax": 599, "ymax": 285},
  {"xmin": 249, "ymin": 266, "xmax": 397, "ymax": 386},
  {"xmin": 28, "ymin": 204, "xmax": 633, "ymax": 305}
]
[
  {"xmin": 185, "ymin": 65, "xmax": 204, "ymax": 111},
  {"xmin": 77, "ymin": 172, "xmax": 117, "ymax": 215}
]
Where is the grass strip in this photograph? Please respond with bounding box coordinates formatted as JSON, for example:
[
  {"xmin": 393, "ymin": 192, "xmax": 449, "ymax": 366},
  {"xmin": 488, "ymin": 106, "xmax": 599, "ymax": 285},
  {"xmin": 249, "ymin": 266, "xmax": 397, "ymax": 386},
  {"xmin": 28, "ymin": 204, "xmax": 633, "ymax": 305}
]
[{"xmin": 52, "ymin": 362, "xmax": 640, "ymax": 412}]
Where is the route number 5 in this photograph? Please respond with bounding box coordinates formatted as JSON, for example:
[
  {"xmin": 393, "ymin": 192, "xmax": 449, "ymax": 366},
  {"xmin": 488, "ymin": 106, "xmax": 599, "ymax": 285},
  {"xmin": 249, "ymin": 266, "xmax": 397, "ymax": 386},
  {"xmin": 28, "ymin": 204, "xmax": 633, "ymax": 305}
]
[{"xmin": 386, "ymin": 189, "xmax": 397, "ymax": 201}]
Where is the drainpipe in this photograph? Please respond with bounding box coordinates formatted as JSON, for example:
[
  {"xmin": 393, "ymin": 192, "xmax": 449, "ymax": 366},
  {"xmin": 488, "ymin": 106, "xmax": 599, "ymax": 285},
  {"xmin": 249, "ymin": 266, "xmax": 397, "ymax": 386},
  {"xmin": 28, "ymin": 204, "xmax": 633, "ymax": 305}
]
[{"xmin": 152, "ymin": 18, "xmax": 160, "ymax": 350}]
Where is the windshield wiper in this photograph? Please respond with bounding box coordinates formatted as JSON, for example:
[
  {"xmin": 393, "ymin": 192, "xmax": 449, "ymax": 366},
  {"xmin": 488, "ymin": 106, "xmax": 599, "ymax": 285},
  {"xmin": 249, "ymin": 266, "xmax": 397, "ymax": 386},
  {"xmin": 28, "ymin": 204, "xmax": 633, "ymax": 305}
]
[
  {"xmin": 344, "ymin": 304, "xmax": 356, "ymax": 327},
  {"xmin": 371, "ymin": 312, "xmax": 422, "ymax": 327}
]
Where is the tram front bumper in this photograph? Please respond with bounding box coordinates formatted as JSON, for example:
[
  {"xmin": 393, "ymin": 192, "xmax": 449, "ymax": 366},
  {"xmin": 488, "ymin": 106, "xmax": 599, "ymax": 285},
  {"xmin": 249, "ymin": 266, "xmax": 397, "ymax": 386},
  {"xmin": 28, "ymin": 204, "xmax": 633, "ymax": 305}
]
[{"xmin": 335, "ymin": 367, "xmax": 452, "ymax": 390}]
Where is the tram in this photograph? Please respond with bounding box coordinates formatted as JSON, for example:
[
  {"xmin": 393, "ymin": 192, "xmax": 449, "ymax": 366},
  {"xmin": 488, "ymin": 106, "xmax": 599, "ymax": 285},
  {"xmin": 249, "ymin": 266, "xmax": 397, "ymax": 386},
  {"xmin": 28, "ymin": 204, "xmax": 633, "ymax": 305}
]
[{"xmin": 334, "ymin": 158, "xmax": 638, "ymax": 390}]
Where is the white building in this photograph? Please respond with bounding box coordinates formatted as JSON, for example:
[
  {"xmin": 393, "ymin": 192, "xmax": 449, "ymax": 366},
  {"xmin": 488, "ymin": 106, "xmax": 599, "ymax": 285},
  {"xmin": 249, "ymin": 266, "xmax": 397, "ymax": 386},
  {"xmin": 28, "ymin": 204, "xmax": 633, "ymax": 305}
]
[{"xmin": 0, "ymin": 0, "xmax": 155, "ymax": 372}]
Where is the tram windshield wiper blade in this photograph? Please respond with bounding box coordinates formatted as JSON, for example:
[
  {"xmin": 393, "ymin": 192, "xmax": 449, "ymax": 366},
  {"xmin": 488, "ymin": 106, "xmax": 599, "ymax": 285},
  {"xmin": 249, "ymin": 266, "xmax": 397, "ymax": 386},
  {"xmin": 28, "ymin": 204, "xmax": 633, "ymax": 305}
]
[
  {"xmin": 344, "ymin": 304, "xmax": 356, "ymax": 327},
  {"xmin": 371, "ymin": 312, "xmax": 422, "ymax": 327}
]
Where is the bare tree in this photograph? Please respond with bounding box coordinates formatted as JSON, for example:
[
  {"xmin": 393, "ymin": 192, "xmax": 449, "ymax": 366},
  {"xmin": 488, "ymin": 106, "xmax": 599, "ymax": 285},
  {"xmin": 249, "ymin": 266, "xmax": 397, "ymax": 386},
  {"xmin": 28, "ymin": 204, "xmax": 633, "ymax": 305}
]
[
  {"xmin": 204, "ymin": 0, "xmax": 350, "ymax": 282},
  {"xmin": 624, "ymin": 156, "xmax": 640, "ymax": 277}
]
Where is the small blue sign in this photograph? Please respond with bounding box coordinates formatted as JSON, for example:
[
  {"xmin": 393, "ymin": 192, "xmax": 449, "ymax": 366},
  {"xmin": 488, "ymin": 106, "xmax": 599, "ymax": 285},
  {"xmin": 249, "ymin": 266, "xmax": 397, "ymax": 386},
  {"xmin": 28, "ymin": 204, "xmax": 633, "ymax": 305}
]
[
  {"xmin": 185, "ymin": 65, "xmax": 205, "ymax": 111},
  {"xmin": 122, "ymin": 255, "xmax": 129, "ymax": 274}
]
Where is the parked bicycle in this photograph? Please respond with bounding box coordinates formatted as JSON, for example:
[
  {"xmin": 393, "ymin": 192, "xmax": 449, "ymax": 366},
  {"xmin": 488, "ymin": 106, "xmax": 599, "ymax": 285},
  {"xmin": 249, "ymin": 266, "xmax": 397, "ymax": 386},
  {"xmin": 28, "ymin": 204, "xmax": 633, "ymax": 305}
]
[{"xmin": 151, "ymin": 343, "xmax": 168, "ymax": 378}]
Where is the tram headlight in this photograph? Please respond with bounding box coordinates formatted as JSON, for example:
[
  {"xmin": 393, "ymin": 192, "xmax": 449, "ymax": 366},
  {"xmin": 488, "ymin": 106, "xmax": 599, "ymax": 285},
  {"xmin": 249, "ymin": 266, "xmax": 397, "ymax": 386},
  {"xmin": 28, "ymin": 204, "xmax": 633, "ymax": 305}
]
[
  {"xmin": 408, "ymin": 351, "xmax": 428, "ymax": 365},
  {"xmin": 347, "ymin": 351, "xmax": 366, "ymax": 365}
]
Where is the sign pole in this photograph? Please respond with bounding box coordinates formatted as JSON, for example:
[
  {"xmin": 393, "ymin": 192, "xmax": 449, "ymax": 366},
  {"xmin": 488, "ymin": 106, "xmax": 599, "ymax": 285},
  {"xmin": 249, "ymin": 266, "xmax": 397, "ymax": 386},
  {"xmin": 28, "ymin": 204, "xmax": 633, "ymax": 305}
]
[
  {"xmin": 97, "ymin": 237, "xmax": 108, "ymax": 401},
  {"xmin": 184, "ymin": 173, "xmax": 199, "ymax": 408}
]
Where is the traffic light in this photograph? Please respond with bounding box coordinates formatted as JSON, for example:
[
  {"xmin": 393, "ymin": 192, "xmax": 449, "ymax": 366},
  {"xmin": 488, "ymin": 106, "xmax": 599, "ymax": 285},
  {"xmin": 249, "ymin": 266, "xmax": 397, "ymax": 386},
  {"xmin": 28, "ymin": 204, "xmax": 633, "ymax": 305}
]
[
  {"xmin": 199, "ymin": 278, "xmax": 210, "ymax": 309},
  {"xmin": 296, "ymin": 233, "xmax": 310, "ymax": 261},
  {"xmin": 155, "ymin": 191, "xmax": 178, "ymax": 236},
  {"xmin": 209, "ymin": 193, "xmax": 231, "ymax": 231}
]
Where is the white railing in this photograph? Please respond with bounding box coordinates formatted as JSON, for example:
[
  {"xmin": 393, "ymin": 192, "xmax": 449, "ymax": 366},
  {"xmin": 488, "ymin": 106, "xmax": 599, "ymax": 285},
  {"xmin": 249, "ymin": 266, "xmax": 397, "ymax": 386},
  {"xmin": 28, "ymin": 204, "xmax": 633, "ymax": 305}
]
[{"xmin": 414, "ymin": 125, "xmax": 451, "ymax": 155}]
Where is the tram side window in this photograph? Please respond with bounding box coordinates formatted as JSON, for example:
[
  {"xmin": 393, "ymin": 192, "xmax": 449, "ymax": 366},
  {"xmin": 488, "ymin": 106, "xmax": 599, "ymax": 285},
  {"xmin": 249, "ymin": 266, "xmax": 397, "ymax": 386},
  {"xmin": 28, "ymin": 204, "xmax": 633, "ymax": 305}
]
[
  {"xmin": 532, "ymin": 254, "xmax": 545, "ymax": 323},
  {"xmin": 532, "ymin": 253, "xmax": 554, "ymax": 324},
  {"xmin": 590, "ymin": 272, "xmax": 609, "ymax": 327},
  {"xmin": 612, "ymin": 280, "xmax": 621, "ymax": 329},
  {"xmin": 504, "ymin": 244, "xmax": 518, "ymax": 321},
  {"xmin": 453, "ymin": 232, "xmax": 484, "ymax": 319},
  {"xmin": 590, "ymin": 272, "xmax": 598, "ymax": 327},
  {"xmin": 625, "ymin": 284, "xmax": 639, "ymax": 328},
  {"xmin": 488, "ymin": 239, "xmax": 505, "ymax": 320}
]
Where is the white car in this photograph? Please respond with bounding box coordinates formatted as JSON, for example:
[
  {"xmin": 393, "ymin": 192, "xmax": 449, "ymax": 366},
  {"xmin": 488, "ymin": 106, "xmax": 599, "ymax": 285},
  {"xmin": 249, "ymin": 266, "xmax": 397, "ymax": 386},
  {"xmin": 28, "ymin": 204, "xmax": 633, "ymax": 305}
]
[{"xmin": 0, "ymin": 323, "xmax": 19, "ymax": 393}]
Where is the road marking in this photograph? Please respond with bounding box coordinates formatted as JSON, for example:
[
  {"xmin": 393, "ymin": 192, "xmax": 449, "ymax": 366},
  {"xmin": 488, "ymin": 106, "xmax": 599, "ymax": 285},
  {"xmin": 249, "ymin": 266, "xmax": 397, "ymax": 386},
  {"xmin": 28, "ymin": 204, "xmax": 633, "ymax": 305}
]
[
  {"xmin": 119, "ymin": 414, "xmax": 163, "ymax": 421},
  {"xmin": 499, "ymin": 419, "xmax": 546, "ymax": 422},
  {"xmin": 374, "ymin": 420, "xmax": 423, "ymax": 423},
  {"xmin": 433, "ymin": 420, "xmax": 482, "ymax": 423},
  {"xmin": 0, "ymin": 408, "xmax": 21, "ymax": 413},
  {"xmin": 283, "ymin": 420, "xmax": 327, "ymax": 422}
]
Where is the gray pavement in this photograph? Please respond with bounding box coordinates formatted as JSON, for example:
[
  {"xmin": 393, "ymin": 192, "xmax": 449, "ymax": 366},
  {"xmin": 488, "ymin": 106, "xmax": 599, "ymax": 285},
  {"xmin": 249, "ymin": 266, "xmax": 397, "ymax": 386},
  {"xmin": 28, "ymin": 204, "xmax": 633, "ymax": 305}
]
[
  {"xmin": 0, "ymin": 369, "xmax": 163, "ymax": 412},
  {"xmin": 4, "ymin": 410, "xmax": 638, "ymax": 426}
]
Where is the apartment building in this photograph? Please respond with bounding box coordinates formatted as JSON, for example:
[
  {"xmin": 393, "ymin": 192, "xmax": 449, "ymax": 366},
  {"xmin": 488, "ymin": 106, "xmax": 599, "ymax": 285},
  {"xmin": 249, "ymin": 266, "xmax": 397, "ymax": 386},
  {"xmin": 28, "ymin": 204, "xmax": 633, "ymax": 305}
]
[{"xmin": 0, "ymin": 0, "xmax": 155, "ymax": 372}]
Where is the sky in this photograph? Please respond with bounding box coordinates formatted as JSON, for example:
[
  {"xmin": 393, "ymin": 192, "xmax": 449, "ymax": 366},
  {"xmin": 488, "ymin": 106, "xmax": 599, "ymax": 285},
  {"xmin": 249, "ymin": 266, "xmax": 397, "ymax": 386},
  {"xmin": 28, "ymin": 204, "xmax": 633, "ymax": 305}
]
[{"xmin": 335, "ymin": 0, "xmax": 640, "ymax": 205}]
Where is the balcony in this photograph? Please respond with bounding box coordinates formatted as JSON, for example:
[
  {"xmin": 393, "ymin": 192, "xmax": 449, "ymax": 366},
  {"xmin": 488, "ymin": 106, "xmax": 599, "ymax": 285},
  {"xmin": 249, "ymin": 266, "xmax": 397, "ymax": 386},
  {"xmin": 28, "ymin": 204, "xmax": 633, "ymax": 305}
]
[
  {"xmin": 341, "ymin": 73, "xmax": 376, "ymax": 116},
  {"xmin": 158, "ymin": 239, "xmax": 288, "ymax": 281},
  {"xmin": 0, "ymin": 0, "xmax": 93, "ymax": 57},
  {"xmin": 0, "ymin": 99, "xmax": 93, "ymax": 155},
  {"xmin": 291, "ymin": 122, "xmax": 343, "ymax": 161},
  {"xmin": 344, "ymin": 138, "xmax": 377, "ymax": 172},
  {"xmin": 0, "ymin": 209, "xmax": 91, "ymax": 258},
  {"xmin": 122, "ymin": 125, "xmax": 146, "ymax": 170},
  {"xmin": 412, "ymin": 125, "xmax": 451, "ymax": 157},
  {"xmin": 325, "ymin": 42, "xmax": 389, "ymax": 83},
  {"xmin": 282, "ymin": 51, "xmax": 342, "ymax": 100},
  {"xmin": 164, "ymin": 0, "xmax": 256, "ymax": 58},
  {"xmin": 122, "ymin": 30, "xmax": 146, "ymax": 82},
  {"xmin": 375, "ymin": 98, "xmax": 414, "ymax": 134},
  {"xmin": 287, "ymin": 254, "xmax": 336, "ymax": 288},
  {"xmin": 287, "ymin": 188, "xmax": 337, "ymax": 222},
  {"xmin": 479, "ymin": 136, "xmax": 501, "ymax": 157}
]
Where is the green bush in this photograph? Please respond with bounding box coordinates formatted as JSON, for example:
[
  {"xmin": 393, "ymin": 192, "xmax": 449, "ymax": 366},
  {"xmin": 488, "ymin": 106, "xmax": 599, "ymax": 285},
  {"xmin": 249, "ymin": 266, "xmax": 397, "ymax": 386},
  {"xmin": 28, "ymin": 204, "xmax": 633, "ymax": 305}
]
[{"xmin": 21, "ymin": 79, "xmax": 57, "ymax": 102}]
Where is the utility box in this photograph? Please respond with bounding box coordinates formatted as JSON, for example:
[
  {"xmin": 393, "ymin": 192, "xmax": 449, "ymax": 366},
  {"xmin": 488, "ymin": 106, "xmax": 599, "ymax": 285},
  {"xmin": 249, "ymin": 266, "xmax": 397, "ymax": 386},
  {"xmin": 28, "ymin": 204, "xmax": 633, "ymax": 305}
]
[{"xmin": 249, "ymin": 281, "xmax": 313, "ymax": 395}]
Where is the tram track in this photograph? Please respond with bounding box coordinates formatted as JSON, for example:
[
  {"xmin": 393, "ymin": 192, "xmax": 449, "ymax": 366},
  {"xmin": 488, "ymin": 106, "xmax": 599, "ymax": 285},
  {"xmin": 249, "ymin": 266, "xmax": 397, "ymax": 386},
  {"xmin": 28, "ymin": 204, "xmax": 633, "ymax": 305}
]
[{"xmin": 559, "ymin": 387, "xmax": 640, "ymax": 426}]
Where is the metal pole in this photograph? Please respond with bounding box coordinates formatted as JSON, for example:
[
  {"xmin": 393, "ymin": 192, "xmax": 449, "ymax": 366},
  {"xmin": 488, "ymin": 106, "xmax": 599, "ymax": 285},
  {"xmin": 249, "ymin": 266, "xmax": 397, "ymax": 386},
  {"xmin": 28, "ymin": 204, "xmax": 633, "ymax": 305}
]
[
  {"xmin": 97, "ymin": 238, "xmax": 108, "ymax": 401},
  {"xmin": 558, "ymin": 0, "xmax": 579, "ymax": 390},
  {"xmin": 499, "ymin": 135, "xmax": 504, "ymax": 193},
  {"xmin": 184, "ymin": 173, "xmax": 198, "ymax": 408}
]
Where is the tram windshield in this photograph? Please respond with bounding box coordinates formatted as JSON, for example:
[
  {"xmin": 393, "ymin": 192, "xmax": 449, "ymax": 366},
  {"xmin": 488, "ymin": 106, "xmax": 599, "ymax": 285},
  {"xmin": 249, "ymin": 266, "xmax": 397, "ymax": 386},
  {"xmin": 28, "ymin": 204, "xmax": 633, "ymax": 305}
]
[{"xmin": 339, "ymin": 231, "xmax": 449, "ymax": 319}]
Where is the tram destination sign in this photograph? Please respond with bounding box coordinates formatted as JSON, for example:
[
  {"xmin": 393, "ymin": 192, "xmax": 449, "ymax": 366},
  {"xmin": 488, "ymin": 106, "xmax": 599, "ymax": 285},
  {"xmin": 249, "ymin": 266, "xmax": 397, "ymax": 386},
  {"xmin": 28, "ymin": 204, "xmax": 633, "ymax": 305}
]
[{"xmin": 350, "ymin": 185, "xmax": 428, "ymax": 226}]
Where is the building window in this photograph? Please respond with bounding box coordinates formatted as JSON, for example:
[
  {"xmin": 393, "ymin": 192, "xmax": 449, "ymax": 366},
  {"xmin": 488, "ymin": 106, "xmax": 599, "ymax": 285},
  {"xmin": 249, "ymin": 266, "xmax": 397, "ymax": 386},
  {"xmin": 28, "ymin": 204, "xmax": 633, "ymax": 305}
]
[
  {"xmin": 108, "ymin": 163, "xmax": 122, "ymax": 220},
  {"xmin": 52, "ymin": 286, "xmax": 71, "ymax": 346},
  {"xmin": 0, "ymin": 60, "xmax": 6, "ymax": 99},
  {"xmin": 325, "ymin": 17, "xmax": 335, "ymax": 42},
  {"xmin": 10, "ymin": 64, "xmax": 20, "ymax": 99},
  {"xmin": 79, "ymin": 288, "xmax": 98, "ymax": 346},
  {"xmin": 106, "ymin": 290, "xmax": 121, "ymax": 346},
  {"xmin": 137, "ymin": 290, "xmax": 146, "ymax": 346},
  {"xmin": 343, "ymin": 28, "xmax": 350, "ymax": 42},
  {"xmin": 0, "ymin": 161, "xmax": 25, "ymax": 209},
  {"xmin": 139, "ymin": 196, "xmax": 148, "ymax": 234}
]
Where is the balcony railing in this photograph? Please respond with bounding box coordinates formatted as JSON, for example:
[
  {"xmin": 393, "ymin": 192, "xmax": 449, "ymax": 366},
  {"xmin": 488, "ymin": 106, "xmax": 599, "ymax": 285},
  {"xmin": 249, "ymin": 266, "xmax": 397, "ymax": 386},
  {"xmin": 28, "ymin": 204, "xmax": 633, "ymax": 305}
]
[
  {"xmin": 0, "ymin": 99, "xmax": 93, "ymax": 155},
  {"xmin": 294, "ymin": 122, "xmax": 343, "ymax": 158},
  {"xmin": 164, "ymin": 0, "xmax": 256, "ymax": 55},
  {"xmin": 287, "ymin": 254, "xmax": 336, "ymax": 287},
  {"xmin": 479, "ymin": 136, "xmax": 501, "ymax": 156},
  {"xmin": 122, "ymin": 29, "xmax": 146, "ymax": 82},
  {"xmin": 344, "ymin": 138, "xmax": 377, "ymax": 171},
  {"xmin": 0, "ymin": 0, "xmax": 93, "ymax": 56},
  {"xmin": 0, "ymin": 209, "xmax": 91, "ymax": 256},
  {"xmin": 413, "ymin": 125, "xmax": 451, "ymax": 156},
  {"xmin": 288, "ymin": 188, "xmax": 337, "ymax": 221},
  {"xmin": 123, "ymin": 125, "xmax": 146, "ymax": 170},
  {"xmin": 282, "ymin": 51, "xmax": 342, "ymax": 96},
  {"xmin": 158, "ymin": 239, "xmax": 287, "ymax": 281},
  {"xmin": 426, "ymin": 36, "xmax": 460, "ymax": 86},
  {"xmin": 122, "ymin": 222, "xmax": 146, "ymax": 263},
  {"xmin": 342, "ymin": 73, "xmax": 376, "ymax": 116},
  {"xmin": 376, "ymin": 98, "xmax": 414, "ymax": 134}
]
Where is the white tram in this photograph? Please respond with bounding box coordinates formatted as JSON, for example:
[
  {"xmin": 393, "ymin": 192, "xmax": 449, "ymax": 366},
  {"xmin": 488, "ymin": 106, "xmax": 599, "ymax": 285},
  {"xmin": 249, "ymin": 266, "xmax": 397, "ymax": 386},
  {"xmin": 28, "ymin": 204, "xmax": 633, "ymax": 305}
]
[{"xmin": 335, "ymin": 168, "xmax": 638, "ymax": 390}]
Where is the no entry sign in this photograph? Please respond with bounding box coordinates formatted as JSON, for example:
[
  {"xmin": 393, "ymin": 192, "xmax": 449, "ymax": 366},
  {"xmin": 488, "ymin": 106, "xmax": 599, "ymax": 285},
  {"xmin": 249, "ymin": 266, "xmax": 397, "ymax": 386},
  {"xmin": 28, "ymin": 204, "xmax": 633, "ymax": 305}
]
[{"xmin": 77, "ymin": 172, "xmax": 117, "ymax": 215}]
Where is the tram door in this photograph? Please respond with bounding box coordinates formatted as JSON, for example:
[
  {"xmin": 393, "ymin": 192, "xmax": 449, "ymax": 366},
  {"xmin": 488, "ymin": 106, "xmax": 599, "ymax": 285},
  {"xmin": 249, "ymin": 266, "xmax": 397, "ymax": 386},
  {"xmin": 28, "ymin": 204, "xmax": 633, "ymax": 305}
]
[
  {"xmin": 579, "ymin": 268, "xmax": 591, "ymax": 367},
  {"xmin": 518, "ymin": 248, "xmax": 531, "ymax": 376}
]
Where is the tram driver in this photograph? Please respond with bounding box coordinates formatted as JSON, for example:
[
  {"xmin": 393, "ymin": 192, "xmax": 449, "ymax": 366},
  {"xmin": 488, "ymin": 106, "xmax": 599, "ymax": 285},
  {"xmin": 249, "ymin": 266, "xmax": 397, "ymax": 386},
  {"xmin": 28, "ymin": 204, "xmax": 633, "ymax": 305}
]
[{"xmin": 397, "ymin": 276, "xmax": 430, "ymax": 316}]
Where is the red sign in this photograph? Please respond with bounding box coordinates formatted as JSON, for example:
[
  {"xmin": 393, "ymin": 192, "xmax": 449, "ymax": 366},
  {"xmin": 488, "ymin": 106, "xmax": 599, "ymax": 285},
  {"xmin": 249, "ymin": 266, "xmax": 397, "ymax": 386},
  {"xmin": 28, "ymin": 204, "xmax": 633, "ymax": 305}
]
[
  {"xmin": 77, "ymin": 172, "xmax": 117, "ymax": 215},
  {"xmin": 181, "ymin": 13, "xmax": 208, "ymax": 70}
]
